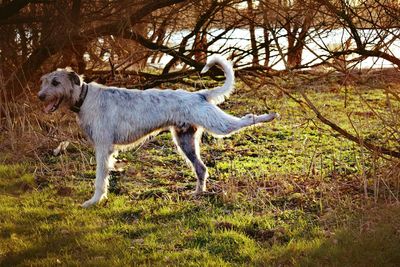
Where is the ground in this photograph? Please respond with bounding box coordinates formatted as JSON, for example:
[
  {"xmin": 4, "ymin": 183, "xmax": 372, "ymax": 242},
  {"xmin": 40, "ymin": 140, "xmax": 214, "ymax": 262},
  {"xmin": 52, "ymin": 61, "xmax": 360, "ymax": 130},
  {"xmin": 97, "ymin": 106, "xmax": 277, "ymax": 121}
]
[{"xmin": 1, "ymin": 76, "xmax": 400, "ymax": 266}]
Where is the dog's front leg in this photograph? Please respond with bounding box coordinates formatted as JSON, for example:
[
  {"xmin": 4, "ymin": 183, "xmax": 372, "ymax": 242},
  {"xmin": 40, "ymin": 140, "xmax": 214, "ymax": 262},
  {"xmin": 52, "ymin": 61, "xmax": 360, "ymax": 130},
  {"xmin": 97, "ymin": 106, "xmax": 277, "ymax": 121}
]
[{"xmin": 82, "ymin": 145, "xmax": 113, "ymax": 208}]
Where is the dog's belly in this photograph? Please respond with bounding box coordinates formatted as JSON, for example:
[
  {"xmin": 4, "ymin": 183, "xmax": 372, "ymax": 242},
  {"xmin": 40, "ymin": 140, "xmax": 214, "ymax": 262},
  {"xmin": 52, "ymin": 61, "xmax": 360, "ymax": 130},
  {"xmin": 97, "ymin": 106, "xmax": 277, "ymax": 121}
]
[
  {"xmin": 111, "ymin": 120, "xmax": 194, "ymax": 145},
  {"xmin": 112, "ymin": 123, "xmax": 168, "ymax": 145}
]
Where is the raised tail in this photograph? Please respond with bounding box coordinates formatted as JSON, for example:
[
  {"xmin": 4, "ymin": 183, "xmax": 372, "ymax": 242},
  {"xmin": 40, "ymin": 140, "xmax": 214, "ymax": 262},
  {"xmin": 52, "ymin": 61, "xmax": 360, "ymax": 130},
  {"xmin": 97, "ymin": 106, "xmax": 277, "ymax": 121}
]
[{"xmin": 199, "ymin": 55, "xmax": 234, "ymax": 105}]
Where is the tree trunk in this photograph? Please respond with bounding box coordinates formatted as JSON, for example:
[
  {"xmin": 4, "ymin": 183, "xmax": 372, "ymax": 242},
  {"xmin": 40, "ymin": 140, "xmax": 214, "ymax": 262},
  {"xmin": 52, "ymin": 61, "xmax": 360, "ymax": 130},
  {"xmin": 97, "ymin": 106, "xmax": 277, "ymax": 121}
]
[
  {"xmin": 262, "ymin": 2, "xmax": 270, "ymax": 67},
  {"xmin": 247, "ymin": 0, "xmax": 259, "ymax": 66},
  {"xmin": 194, "ymin": 31, "xmax": 207, "ymax": 63},
  {"xmin": 287, "ymin": 43, "xmax": 303, "ymax": 68},
  {"xmin": 286, "ymin": 11, "xmax": 313, "ymax": 69},
  {"xmin": 285, "ymin": 23, "xmax": 299, "ymax": 68}
]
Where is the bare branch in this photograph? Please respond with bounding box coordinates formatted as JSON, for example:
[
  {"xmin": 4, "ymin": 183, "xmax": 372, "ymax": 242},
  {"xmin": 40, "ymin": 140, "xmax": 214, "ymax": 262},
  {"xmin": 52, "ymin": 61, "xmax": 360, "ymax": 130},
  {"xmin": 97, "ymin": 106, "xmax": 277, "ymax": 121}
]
[
  {"xmin": 0, "ymin": 0, "xmax": 31, "ymax": 21},
  {"xmin": 300, "ymin": 91, "xmax": 400, "ymax": 158}
]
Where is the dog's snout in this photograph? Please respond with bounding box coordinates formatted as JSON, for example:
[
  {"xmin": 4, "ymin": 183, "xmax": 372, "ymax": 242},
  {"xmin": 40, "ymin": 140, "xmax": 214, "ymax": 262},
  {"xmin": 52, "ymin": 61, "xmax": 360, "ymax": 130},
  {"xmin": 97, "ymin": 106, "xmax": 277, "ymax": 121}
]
[{"xmin": 38, "ymin": 93, "xmax": 46, "ymax": 101}]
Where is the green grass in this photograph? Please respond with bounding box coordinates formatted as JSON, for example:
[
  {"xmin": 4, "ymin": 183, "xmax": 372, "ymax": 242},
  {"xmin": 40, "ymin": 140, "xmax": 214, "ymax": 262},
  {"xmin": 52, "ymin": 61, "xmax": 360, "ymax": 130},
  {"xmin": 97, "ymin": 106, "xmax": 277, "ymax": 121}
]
[{"xmin": 1, "ymin": 82, "xmax": 400, "ymax": 266}]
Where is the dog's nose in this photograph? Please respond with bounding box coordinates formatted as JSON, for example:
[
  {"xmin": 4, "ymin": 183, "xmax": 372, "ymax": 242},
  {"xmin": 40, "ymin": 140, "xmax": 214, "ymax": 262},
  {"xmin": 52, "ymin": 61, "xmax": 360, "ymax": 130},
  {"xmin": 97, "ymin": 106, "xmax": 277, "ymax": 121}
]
[{"xmin": 38, "ymin": 93, "xmax": 46, "ymax": 101}]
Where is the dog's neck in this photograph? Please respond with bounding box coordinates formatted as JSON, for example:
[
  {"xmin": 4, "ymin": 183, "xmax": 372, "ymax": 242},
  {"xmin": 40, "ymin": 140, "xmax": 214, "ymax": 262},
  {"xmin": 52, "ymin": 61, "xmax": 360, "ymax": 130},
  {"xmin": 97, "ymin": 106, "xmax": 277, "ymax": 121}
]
[{"xmin": 70, "ymin": 83, "xmax": 88, "ymax": 113}]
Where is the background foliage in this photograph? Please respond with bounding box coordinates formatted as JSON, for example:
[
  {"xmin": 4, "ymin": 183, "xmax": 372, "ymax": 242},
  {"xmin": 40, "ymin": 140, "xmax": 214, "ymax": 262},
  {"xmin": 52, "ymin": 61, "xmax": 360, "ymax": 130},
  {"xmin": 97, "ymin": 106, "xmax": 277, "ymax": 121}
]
[{"xmin": 0, "ymin": 0, "xmax": 400, "ymax": 265}]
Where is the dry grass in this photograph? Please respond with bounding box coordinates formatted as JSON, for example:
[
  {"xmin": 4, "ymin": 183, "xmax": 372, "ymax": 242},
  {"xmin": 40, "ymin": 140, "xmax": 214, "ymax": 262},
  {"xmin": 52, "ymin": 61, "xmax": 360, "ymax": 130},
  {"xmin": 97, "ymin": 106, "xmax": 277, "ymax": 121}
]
[{"xmin": 1, "ymin": 75, "xmax": 400, "ymax": 265}]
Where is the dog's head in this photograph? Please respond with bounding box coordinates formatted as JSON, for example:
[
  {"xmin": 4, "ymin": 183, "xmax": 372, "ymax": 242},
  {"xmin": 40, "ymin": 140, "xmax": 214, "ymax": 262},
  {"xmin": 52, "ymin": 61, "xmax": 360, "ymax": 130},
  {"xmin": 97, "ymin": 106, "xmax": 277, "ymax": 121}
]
[{"xmin": 38, "ymin": 68, "xmax": 82, "ymax": 113}]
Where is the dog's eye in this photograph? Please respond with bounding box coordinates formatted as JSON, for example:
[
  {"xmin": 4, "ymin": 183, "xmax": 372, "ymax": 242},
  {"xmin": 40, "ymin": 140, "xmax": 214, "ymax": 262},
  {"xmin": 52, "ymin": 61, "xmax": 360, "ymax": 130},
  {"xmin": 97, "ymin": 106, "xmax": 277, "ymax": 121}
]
[{"xmin": 51, "ymin": 79, "xmax": 60, "ymax": 86}]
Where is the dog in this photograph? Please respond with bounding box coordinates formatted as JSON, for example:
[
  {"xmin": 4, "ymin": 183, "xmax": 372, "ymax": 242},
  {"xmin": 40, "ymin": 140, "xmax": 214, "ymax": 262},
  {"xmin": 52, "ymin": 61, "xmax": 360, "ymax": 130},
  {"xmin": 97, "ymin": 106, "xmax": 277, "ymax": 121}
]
[{"xmin": 38, "ymin": 55, "xmax": 278, "ymax": 207}]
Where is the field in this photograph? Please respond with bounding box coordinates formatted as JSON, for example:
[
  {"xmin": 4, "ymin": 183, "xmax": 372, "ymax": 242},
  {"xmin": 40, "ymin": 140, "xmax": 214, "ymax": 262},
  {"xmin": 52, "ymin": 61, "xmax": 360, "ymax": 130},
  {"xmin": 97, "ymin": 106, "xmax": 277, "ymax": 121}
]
[{"xmin": 1, "ymin": 76, "xmax": 400, "ymax": 266}]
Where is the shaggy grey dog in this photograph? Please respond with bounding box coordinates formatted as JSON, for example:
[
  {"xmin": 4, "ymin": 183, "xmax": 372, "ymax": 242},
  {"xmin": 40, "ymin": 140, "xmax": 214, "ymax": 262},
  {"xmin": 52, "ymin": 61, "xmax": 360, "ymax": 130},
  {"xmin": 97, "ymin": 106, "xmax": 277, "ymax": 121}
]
[{"xmin": 38, "ymin": 55, "xmax": 278, "ymax": 207}]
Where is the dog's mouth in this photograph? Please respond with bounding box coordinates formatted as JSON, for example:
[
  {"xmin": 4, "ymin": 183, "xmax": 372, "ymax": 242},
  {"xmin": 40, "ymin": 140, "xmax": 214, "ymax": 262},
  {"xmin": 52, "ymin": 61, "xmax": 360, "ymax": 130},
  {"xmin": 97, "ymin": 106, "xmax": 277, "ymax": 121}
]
[{"xmin": 43, "ymin": 96, "xmax": 64, "ymax": 113}]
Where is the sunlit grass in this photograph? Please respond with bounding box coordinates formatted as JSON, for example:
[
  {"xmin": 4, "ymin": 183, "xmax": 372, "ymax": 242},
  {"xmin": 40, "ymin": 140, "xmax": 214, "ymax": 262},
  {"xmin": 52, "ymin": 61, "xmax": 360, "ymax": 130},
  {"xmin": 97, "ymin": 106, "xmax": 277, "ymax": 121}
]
[{"xmin": 0, "ymin": 84, "xmax": 399, "ymax": 266}]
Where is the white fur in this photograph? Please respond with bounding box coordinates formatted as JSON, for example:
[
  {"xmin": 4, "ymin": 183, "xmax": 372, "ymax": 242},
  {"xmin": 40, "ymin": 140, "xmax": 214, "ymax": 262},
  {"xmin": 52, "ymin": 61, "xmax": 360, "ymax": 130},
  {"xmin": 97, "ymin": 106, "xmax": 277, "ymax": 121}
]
[{"xmin": 38, "ymin": 55, "xmax": 278, "ymax": 208}]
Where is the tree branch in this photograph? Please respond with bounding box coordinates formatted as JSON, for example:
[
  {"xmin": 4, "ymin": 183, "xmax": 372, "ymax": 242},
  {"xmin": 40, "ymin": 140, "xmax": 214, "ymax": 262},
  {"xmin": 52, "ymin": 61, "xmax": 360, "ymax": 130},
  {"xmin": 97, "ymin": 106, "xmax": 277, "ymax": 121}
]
[
  {"xmin": 0, "ymin": 0, "xmax": 31, "ymax": 21},
  {"xmin": 4, "ymin": 0, "xmax": 190, "ymax": 100},
  {"xmin": 300, "ymin": 91, "xmax": 400, "ymax": 158}
]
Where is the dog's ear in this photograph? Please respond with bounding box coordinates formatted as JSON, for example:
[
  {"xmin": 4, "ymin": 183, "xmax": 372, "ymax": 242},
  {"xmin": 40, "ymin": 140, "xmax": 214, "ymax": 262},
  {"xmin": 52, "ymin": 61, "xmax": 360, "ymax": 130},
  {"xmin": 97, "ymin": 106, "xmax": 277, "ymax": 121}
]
[{"xmin": 68, "ymin": 71, "xmax": 82, "ymax": 86}]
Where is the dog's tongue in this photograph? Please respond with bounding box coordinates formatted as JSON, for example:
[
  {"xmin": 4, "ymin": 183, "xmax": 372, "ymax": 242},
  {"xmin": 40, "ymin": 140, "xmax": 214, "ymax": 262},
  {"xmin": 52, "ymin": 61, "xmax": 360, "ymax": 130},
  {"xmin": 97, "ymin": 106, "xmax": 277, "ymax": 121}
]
[{"xmin": 44, "ymin": 100, "xmax": 57, "ymax": 113}]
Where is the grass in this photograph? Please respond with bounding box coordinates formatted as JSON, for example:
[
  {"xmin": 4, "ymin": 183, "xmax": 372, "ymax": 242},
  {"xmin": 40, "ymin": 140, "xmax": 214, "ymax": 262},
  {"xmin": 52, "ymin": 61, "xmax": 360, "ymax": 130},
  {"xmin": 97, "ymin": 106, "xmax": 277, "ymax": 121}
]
[{"xmin": 1, "ymin": 78, "xmax": 400, "ymax": 266}]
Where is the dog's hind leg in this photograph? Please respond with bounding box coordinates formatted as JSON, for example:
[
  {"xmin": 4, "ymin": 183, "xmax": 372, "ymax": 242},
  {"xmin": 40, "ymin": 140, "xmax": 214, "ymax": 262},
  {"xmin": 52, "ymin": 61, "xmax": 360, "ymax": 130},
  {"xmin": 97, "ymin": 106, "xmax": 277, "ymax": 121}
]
[
  {"xmin": 171, "ymin": 126, "xmax": 208, "ymax": 194},
  {"xmin": 82, "ymin": 144, "xmax": 114, "ymax": 208},
  {"xmin": 193, "ymin": 104, "xmax": 278, "ymax": 137}
]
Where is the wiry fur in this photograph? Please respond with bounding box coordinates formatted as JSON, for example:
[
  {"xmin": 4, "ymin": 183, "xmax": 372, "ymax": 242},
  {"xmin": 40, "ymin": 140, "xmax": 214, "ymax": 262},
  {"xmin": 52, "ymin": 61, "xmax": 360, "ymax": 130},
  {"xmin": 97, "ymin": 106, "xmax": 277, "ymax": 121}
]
[
  {"xmin": 38, "ymin": 55, "xmax": 278, "ymax": 208},
  {"xmin": 199, "ymin": 55, "xmax": 234, "ymax": 104}
]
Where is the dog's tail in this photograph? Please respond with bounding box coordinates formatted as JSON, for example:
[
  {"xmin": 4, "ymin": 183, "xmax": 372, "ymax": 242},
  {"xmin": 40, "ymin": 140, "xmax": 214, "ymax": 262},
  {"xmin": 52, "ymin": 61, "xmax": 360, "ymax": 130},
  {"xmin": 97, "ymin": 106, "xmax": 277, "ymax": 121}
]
[{"xmin": 199, "ymin": 55, "xmax": 234, "ymax": 105}]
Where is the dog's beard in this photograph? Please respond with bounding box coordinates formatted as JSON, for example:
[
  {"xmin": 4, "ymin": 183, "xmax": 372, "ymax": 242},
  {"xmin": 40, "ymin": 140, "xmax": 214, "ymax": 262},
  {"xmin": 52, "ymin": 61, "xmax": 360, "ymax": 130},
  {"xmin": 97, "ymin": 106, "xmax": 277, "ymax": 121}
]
[{"xmin": 43, "ymin": 96, "xmax": 64, "ymax": 113}]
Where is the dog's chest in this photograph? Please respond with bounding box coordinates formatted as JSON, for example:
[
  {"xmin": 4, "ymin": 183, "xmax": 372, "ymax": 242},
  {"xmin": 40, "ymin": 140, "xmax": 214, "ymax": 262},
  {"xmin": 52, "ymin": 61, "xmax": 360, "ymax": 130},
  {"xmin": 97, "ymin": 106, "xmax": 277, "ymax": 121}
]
[{"xmin": 76, "ymin": 116, "xmax": 94, "ymax": 142}]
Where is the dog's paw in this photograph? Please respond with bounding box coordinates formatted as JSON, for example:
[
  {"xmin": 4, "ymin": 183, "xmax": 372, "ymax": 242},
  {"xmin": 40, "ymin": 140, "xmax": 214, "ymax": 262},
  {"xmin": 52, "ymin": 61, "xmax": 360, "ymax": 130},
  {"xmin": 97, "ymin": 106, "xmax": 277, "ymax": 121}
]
[
  {"xmin": 262, "ymin": 112, "xmax": 280, "ymax": 122},
  {"xmin": 81, "ymin": 194, "xmax": 107, "ymax": 208},
  {"xmin": 271, "ymin": 112, "xmax": 281, "ymax": 119},
  {"xmin": 194, "ymin": 183, "xmax": 206, "ymax": 195},
  {"xmin": 81, "ymin": 199, "xmax": 97, "ymax": 208}
]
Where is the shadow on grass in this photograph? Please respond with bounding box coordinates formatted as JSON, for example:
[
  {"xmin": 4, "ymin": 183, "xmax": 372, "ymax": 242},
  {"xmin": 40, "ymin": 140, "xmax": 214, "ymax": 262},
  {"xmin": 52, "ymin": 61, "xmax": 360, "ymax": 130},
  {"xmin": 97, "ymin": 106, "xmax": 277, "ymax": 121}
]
[
  {"xmin": 275, "ymin": 204, "xmax": 400, "ymax": 266},
  {"xmin": 0, "ymin": 230, "xmax": 88, "ymax": 266}
]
